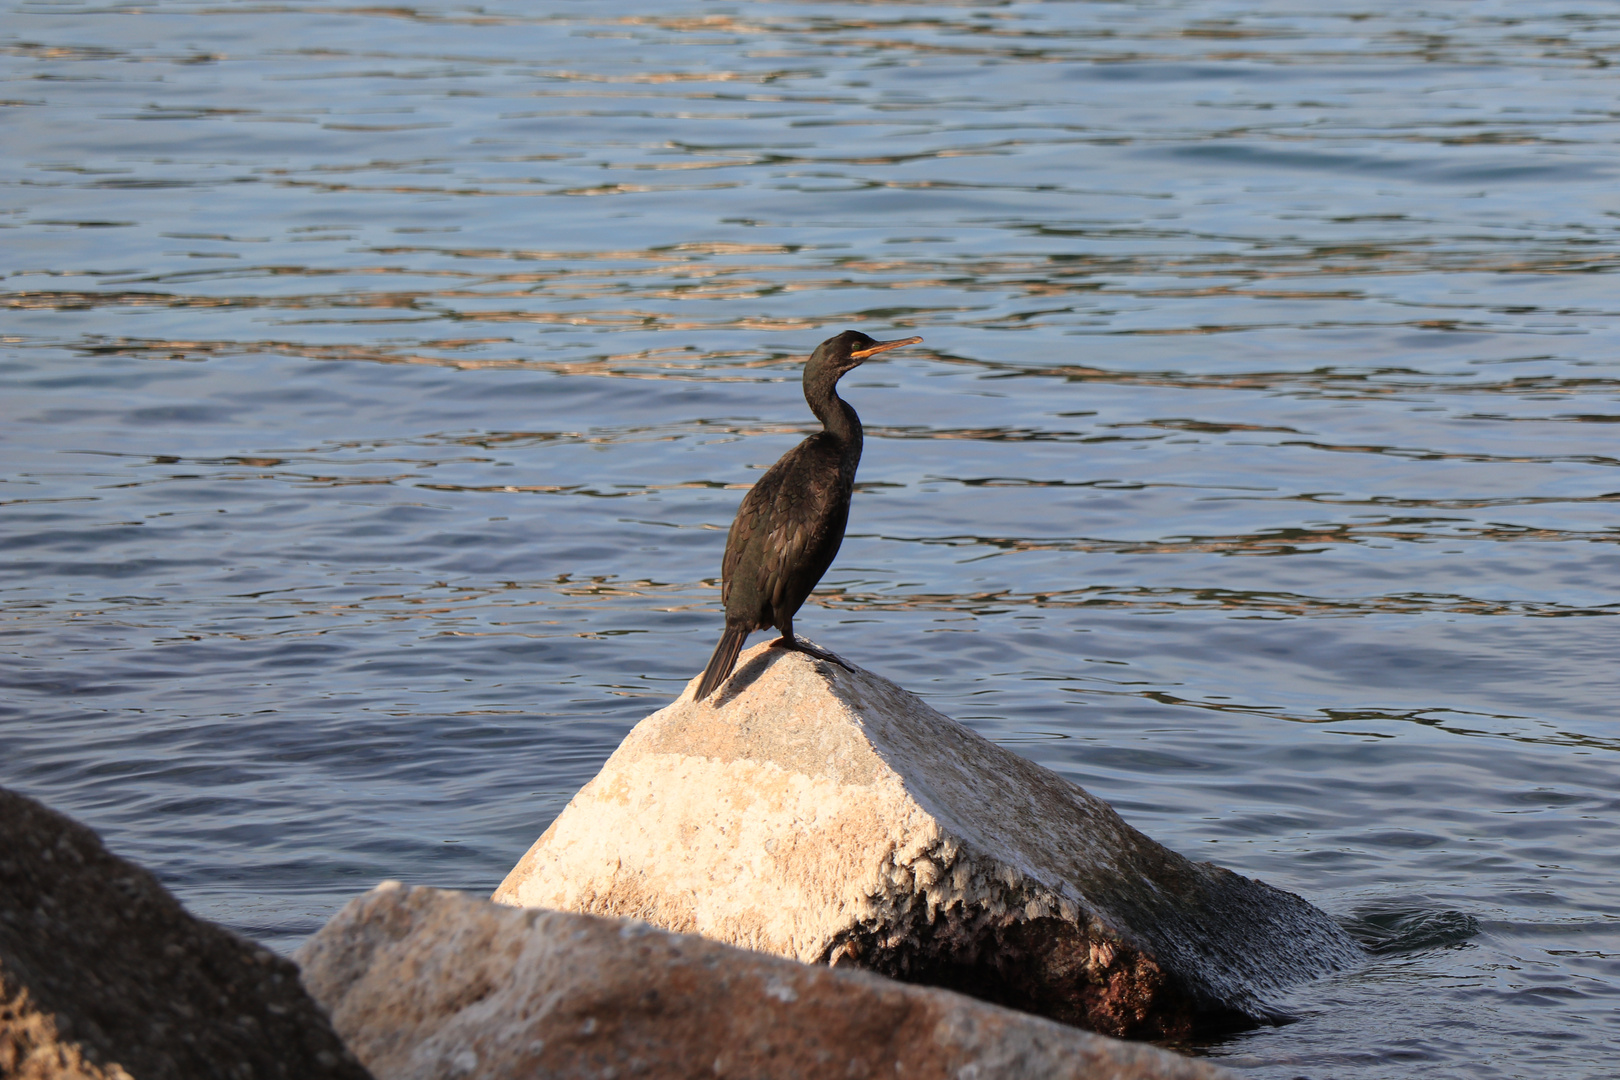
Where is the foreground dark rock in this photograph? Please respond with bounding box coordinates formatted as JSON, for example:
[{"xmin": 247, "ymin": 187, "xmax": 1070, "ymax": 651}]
[
  {"xmin": 495, "ymin": 642, "xmax": 1363, "ymax": 1038},
  {"xmin": 298, "ymin": 883, "xmax": 1237, "ymax": 1080},
  {"xmin": 0, "ymin": 787, "xmax": 371, "ymax": 1080}
]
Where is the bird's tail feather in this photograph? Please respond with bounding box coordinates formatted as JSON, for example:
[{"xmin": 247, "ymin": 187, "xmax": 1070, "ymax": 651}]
[{"xmin": 695, "ymin": 624, "xmax": 749, "ymax": 701}]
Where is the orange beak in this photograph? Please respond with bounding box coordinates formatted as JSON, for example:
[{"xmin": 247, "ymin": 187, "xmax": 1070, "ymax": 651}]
[{"xmin": 849, "ymin": 336, "xmax": 923, "ymax": 360}]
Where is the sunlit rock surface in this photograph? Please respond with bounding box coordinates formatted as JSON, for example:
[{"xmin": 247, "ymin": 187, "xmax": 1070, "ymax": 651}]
[
  {"xmin": 297, "ymin": 883, "xmax": 1235, "ymax": 1080},
  {"xmin": 0, "ymin": 788, "xmax": 371, "ymax": 1080},
  {"xmin": 493, "ymin": 642, "xmax": 1363, "ymax": 1038}
]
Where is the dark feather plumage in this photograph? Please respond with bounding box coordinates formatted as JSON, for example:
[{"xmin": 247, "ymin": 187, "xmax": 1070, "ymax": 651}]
[{"xmin": 695, "ymin": 330, "xmax": 922, "ymax": 700}]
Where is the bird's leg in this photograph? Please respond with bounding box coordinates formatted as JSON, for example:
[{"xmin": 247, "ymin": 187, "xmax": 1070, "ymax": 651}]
[
  {"xmin": 772, "ymin": 616, "xmax": 853, "ymax": 672},
  {"xmin": 770, "ymin": 613, "xmax": 796, "ymax": 650}
]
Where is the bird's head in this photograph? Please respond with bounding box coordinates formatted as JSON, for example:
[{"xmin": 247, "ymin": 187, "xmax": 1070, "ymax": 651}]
[{"xmin": 805, "ymin": 330, "xmax": 923, "ymax": 383}]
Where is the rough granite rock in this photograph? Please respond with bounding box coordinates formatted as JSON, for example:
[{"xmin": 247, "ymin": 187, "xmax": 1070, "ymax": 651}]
[
  {"xmin": 298, "ymin": 883, "xmax": 1238, "ymax": 1080},
  {"xmin": 0, "ymin": 787, "xmax": 372, "ymax": 1080},
  {"xmin": 494, "ymin": 642, "xmax": 1363, "ymax": 1038}
]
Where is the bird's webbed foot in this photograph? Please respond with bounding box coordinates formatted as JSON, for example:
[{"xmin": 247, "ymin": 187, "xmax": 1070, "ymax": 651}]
[{"xmin": 774, "ymin": 633, "xmax": 854, "ymax": 672}]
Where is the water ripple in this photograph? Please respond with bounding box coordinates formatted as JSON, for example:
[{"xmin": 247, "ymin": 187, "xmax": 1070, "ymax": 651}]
[{"xmin": 6, "ymin": 2, "xmax": 1620, "ymax": 1076}]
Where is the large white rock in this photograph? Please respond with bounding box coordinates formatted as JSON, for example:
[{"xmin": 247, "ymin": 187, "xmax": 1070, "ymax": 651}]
[
  {"xmin": 494, "ymin": 641, "xmax": 1363, "ymax": 1038},
  {"xmin": 296, "ymin": 883, "xmax": 1236, "ymax": 1080}
]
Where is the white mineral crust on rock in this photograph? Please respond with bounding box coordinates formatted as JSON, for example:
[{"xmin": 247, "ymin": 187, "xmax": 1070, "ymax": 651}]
[
  {"xmin": 296, "ymin": 883, "xmax": 1238, "ymax": 1080},
  {"xmin": 493, "ymin": 641, "xmax": 1362, "ymax": 1036}
]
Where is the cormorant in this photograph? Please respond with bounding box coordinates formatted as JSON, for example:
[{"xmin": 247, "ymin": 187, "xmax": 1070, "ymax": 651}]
[{"xmin": 695, "ymin": 330, "xmax": 923, "ymax": 700}]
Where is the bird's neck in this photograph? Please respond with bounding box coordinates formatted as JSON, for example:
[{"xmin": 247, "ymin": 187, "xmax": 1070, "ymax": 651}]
[{"xmin": 806, "ymin": 379, "xmax": 862, "ymax": 451}]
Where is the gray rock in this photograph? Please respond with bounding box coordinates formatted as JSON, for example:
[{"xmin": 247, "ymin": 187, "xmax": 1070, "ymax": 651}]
[
  {"xmin": 298, "ymin": 882, "xmax": 1238, "ymax": 1080},
  {"xmin": 0, "ymin": 787, "xmax": 371, "ymax": 1080},
  {"xmin": 494, "ymin": 642, "xmax": 1363, "ymax": 1038}
]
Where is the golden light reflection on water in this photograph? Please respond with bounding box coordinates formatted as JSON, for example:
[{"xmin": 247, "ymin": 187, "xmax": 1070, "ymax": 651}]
[{"xmin": 7, "ymin": 5, "xmax": 1620, "ymax": 1073}]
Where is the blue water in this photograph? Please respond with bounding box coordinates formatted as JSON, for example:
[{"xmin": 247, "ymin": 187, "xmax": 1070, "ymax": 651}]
[{"xmin": 4, "ymin": 3, "xmax": 1619, "ymax": 1076}]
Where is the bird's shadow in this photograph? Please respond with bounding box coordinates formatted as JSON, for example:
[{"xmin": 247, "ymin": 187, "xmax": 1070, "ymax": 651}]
[{"xmin": 710, "ymin": 639, "xmax": 851, "ymax": 708}]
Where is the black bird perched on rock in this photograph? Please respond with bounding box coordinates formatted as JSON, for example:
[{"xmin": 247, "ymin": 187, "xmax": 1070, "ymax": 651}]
[{"xmin": 695, "ymin": 330, "xmax": 923, "ymax": 700}]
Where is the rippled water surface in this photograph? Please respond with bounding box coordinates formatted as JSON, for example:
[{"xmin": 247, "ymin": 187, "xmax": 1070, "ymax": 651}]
[{"xmin": 5, "ymin": 2, "xmax": 1620, "ymax": 1075}]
